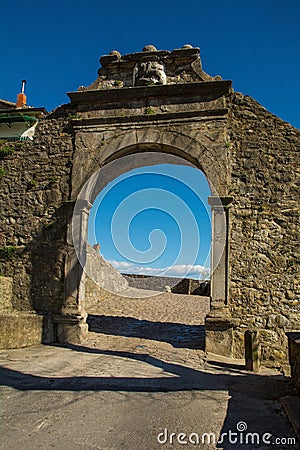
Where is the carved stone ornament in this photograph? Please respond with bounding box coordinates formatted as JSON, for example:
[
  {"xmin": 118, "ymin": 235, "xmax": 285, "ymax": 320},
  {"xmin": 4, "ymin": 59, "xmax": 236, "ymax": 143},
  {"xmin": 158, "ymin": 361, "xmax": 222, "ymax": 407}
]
[{"xmin": 134, "ymin": 59, "xmax": 166, "ymax": 86}]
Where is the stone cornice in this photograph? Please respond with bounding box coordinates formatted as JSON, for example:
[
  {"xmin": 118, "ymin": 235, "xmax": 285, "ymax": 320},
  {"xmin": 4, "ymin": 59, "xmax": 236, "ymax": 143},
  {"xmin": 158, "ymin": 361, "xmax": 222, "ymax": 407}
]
[
  {"xmin": 67, "ymin": 80, "xmax": 232, "ymax": 106},
  {"xmin": 71, "ymin": 108, "xmax": 229, "ymax": 129}
]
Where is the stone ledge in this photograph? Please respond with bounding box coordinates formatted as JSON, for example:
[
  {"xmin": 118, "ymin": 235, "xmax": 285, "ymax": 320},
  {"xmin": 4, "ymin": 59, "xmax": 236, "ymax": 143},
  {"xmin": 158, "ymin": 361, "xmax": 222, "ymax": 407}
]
[
  {"xmin": 71, "ymin": 108, "xmax": 229, "ymax": 128},
  {"xmin": 52, "ymin": 314, "xmax": 83, "ymax": 325},
  {"xmin": 0, "ymin": 313, "xmax": 43, "ymax": 349},
  {"xmin": 68, "ymin": 81, "xmax": 232, "ymax": 105},
  {"xmin": 205, "ymin": 316, "xmax": 236, "ymax": 331}
]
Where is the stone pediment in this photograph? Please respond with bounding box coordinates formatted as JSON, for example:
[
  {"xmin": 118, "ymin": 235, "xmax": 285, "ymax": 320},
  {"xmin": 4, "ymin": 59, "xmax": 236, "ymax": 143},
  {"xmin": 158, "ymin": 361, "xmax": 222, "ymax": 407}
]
[{"xmin": 81, "ymin": 45, "xmax": 222, "ymax": 91}]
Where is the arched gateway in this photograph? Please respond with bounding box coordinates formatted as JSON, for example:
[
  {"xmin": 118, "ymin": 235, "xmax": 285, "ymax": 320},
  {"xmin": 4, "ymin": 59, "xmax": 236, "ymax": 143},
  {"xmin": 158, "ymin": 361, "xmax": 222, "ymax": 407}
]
[{"xmin": 0, "ymin": 45, "xmax": 299, "ymax": 368}]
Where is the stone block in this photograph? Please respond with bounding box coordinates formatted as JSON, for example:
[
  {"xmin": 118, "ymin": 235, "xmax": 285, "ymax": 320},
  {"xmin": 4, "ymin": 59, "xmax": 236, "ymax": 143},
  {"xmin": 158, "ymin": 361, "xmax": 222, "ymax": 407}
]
[
  {"xmin": 0, "ymin": 276, "xmax": 13, "ymax": 311},
  {"xmin": 245, "ymin": 330, "xmax": 261, "ymax": 372},
  {"xmin": 287, "ymin": 332, "xmax": 300, "ymax": 394},
  {"xmin": 57, "ymin": 320, "xmax": 88, "ymax": 344},
  {"xmin": 232, "ymin": 329, "xmax": 245, "ymax": 359},
  {"xmin": 205, "ymin": 317, "xmax": 234, "ymax": 357},
  {"xmin": 0, "ymin": 313, "xmax": 43, "ymax": 349}
]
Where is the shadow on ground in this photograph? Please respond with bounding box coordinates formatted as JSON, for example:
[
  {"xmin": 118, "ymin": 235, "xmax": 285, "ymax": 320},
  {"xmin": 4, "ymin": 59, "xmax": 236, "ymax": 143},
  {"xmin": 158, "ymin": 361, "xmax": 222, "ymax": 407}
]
[
  {"xmin": 87, "ymin": 314, "xmax": 205, "ymax": 349},
  {"xmin": 0, "ymin": 344, "xmax": 296, "ymax": 449},
  {"xmin": 0, "ymin": 343, "xmax": 289, "ymax": 395}
]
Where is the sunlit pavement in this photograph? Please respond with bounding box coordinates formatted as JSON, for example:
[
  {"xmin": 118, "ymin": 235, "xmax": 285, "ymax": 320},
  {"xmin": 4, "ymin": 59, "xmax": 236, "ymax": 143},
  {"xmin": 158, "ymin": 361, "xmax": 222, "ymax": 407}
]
[{"xmin": 0, "ymin": 294, "xmax": 298, "ymax": 449}]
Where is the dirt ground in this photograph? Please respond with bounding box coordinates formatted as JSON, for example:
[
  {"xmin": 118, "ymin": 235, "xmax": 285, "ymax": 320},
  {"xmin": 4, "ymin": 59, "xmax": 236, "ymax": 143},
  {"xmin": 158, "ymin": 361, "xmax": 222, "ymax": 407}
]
[{"xmin": 87, "ymin": 291, "xmax": 210, "ymax": 356}]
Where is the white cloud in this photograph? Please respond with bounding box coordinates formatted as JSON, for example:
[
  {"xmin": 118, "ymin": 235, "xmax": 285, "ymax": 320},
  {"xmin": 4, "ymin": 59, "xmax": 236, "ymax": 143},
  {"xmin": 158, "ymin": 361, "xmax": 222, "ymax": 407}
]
[{"xmin": 109, "ymin": 260, "xmax": 210, "ymax": 279}]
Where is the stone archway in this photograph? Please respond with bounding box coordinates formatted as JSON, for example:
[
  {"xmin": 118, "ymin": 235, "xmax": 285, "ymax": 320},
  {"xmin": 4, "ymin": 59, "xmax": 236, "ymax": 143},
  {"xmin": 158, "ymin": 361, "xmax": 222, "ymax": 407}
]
[
  {"xmin": 54, "ymin": 43, "xmax": 235, "ymax": 354},
  {"xmin": 59, "ymin": 131, "xmax": 233, "ymax": 356},
  {"xmin": 55, "ymin": 43, "xmax": 235, "ymax": 351},
  {"xmin": 1, "ymin": 45, "xmax": 299, "ymax": 367},
  {"xmin": 1, "ymin": 44, "xmax": 299, "ymax": 369}
]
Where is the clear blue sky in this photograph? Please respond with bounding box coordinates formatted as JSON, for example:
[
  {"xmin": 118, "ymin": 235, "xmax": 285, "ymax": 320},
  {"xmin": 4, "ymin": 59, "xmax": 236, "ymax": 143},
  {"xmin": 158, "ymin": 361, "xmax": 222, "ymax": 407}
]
[
  {"xmin": 3, "ymin": 1, "xmax": 299, "ymax": 278},
  {"xmin": 88, "ymin": 164, "xmax": 212, "ymax": 279},
  {"xmin": 2, "ymin": 0, "xmax": 300, "ymax": 128}
]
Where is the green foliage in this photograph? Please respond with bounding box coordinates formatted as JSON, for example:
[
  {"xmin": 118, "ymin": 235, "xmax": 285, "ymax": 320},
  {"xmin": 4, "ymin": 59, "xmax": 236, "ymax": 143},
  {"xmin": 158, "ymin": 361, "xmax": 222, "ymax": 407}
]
[
  {"xmin": 49, "ymin": 176, "xmax": 59, "ymax": 184},
  {"xmin": 287, "ymin": 258, "xmax": 298, "ymax": 268},
  {"xmin": 13, "ymin": 140, "xmax": 24, "ymax": 147},
  {"xmin": 228, "ymin": 186, "xmax": 239, "ymax": 195},
  {"xmin": 145, "ymin": 107, "xmax": 155, "ymax": 115},
  {"xmin": 27, "ymin": 179, "xmax": 38, "ymax": 189},
  {"xmin": 0, "ymin": 142, "xmax": 14, "ymax": 159},
  {"xmin": 42, "ymin": 222, "xmax": 52, "ymax": 229},
  {"xmin": 114, "ymin": 80, "xmax": 122, "ymax": 87},
  {"xmin": 68, "ymin": 113, "xmax": 81, "ymax": 120},
  {"xmin": 0, "ymin": 246, "xmax": 16, "ymax": 259},
  {"xmin": 0, "ymin": 167, "xmax": 5, "ymax": 178}
]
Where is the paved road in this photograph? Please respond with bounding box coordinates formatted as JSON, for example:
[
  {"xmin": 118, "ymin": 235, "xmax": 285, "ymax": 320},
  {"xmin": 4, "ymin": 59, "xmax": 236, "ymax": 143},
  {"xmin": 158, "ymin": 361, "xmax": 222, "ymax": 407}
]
[{"xmin": 0, "ymin": 293, "xmax": 297, "ymax": 449}]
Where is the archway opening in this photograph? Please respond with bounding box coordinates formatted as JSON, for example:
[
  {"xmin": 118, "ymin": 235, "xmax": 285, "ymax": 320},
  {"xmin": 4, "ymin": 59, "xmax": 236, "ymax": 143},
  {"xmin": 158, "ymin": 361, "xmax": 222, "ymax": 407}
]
[
  {"xmin": 77, "ymin": 152, "xmax": 218, "ymax": 351},
  {"xmin": 88, "ymin": 163, "xmax": 211, "ymax": 283}
]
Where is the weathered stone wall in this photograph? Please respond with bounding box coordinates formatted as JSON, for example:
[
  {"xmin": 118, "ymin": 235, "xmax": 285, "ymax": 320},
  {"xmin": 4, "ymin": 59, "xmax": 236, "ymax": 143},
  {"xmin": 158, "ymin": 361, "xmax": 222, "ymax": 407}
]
[
  {"xmin": 86, "ymin": 244, "xmax": 128, "ymax": 293},
  {"xmin": 287, "ymin": 332, "xmax": 300, "ymax": 393},
  {"xmin": 174, "ymin": 279, "xmax": 210, "ymax": 296},
  {"xmin": 85, "ymin": 245, "xmax": 129, "ymax": 306},
  {"xmin": 0, "ymin": 276, "xmax": 13, "ymax": 311},
  {"xmin": 0, "ymin": 275, "xmax": 44, "ymax": 348},
  {"xmin": 68, "ymin": 85, "xmax": 231, "ymax": 202},
  {"xmin": 124, "ymin": 274, "xmax": 182, "ymax": 291},
  {"xmin": 0, "ymin": 47, "xmax": 299, "ymax": 365},
  {"xmin": 123, "ymin": 274, "xmax": 210, "ymax": 295},
  {"xmin": 86, "ymin": 46, "xmax": 220, "ymax": 91},
  {"xmin": 0, "ymin": 113, "xmax": 74, "ymax": 340},
  {"xmin": 227, "ymin": 92, "xmax": 300, "ymax": 368},
  {"xmin": 85, "ymin": 277, "xmax": 104, "ymax": 306},
  {"xmin": 0, "ymin": 313, "xmax": 43, "ymax": 349}
]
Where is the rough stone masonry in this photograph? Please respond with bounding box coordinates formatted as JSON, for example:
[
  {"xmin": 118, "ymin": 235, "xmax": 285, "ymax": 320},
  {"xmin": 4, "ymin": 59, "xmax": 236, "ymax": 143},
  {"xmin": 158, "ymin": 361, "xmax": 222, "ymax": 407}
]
[{"xmin": 0, "ymin": 44, "xmax": 299, "ymax": 370}]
